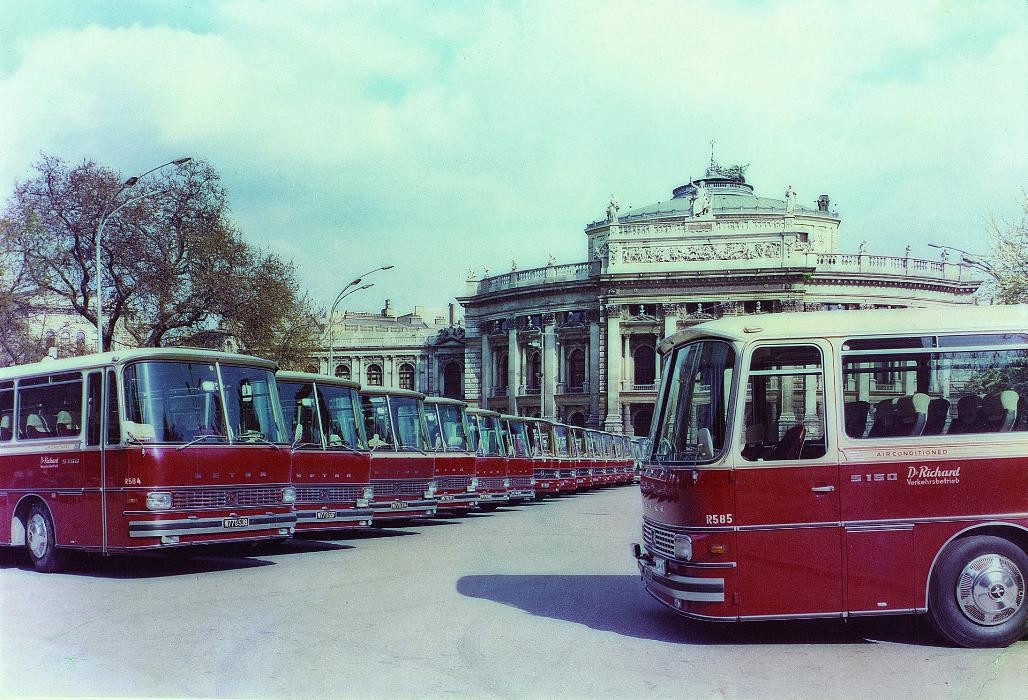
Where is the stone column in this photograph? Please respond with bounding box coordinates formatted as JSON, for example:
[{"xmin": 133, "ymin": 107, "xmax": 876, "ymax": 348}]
[
  {"xmin": 622, "ymin": 403, "xmax": 632, "ymax": 434},
  {"xmin": 558, "ymin": 340, "xmax": 567, "ymax": 392},
  {"xmin": 778, "ymin": 376, "xmax": 796, "ymax": 437},
  {"xmin": 352, "ymin": 356, "xmax": 363, "ymax": 385},
  {"xmin": 604, "ymin": 308, "xmax": 623, "ymax": 433},
  {"xmin": 623, "ymin": 334, "xmax": 633, "ymax": 390},
  {"xmin": 507, "ymin": 325, "xmax": 519, "ymax": 413},
  {"xmin": 588, "ymin": 320, "xmax": 600, "ymax": 426},
  {"xmin": 857, "ymin": 362, "xmax": 871, "ymax": 402},
  {"xmin": 386, "ymin": 356, "xmax": 395, "ymax": 387},
  {"xmin": 416, "ymin": 356, "xmax": 426, "ymax": 394},
  {"xmin": 480, "ymin": 335, "xmax": 491, "ymax": 405},
  {"xmin": 541, "ymin": 315, "xmax": 557, "ymax": 420},
  {"xmin": 662, "ymin": 306, "xmax": 678, "ymax": 341}
]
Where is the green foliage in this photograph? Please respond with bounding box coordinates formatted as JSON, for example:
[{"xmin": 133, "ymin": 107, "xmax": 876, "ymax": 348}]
[{"xmin": 985, "ymin": 192, "xmax": 1028, "ymax": 305}]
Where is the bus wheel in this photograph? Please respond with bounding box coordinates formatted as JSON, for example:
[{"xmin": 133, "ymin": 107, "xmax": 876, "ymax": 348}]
[
  {"xmin": 26, "ymin": 503, "xmax": 66, "ymax": 573},
  {"xmin": 928, "ymin": 535, "xmax": 1027, "ymax": 648}
]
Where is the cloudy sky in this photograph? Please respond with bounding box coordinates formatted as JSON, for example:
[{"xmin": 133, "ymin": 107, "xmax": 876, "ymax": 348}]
[{"xmin": 1, "ymin": 1, "xmax": 1024, "ymax": 317}]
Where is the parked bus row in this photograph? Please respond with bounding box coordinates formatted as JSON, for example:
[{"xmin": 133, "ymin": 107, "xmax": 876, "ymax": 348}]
[
  {"xmin": 0, "ymin": 351, "xmax": 639, "ymax": 574},
  {"xmin": 631, "ymin": 305, "xmax": 1028, "ymax": 648}
]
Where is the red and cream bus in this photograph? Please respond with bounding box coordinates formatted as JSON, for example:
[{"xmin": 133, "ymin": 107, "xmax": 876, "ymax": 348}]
[
  {"xmin": 359, "ymin": 387, "xmax": 437, "ymax": 522},
  {"xmin": 276, "ymin": 372, "xmax": 374, "ymax": 530},
  {"xmin": 465, "ymin": 408, "xmax": 510, "ymax": 510},
  {"xmin": 568, "ymin": 425, "xmax": 591, "ymax": 490},
  {"xmin": 551, "ymin": 422, "xmax": 577, "ymax": 493},
  {"xmin": 526, "ymin": 418, "xmax": 560, "ymax": 497},
  {"xmin": 424, "ymin": 397, "xmax": 480, "ymax": 510},
  {"xmin": 615, "ymin": 434, "xmax": 636, "ymax": 485},
  {"xmin": 498, "ymin": 414, "xmax": 536, "ymax": 502},
  {"xmin": 633, "ymin": 305, "xmax": 1028, "ymax": 647},
  {"xmin": 0, "ymin": 349, "xmax": 296, "ymax": 572}
]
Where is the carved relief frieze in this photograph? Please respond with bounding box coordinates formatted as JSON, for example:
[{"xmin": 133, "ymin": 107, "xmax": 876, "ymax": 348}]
[{"xmin": 621, "ymin": 241, "xmax": 782, "ymax": 264}]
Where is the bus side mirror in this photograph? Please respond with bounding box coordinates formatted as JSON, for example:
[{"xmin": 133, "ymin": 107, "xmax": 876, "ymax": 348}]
[{"xmin": 697, "ymin": 427, "xmax": 714, "ymax": 459}]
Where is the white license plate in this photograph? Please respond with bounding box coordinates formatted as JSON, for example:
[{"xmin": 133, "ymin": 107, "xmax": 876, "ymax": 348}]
[
  {"xmin": 315, "ymin": 511, "xmax": 337, "ymax": 519},
  {"xmin": 654, "ymin": 557, "xmax": 667, "ymax": 577},
  {"xmin": 223, "ymin": 517, "xmax": 250, "ymax": 528},
  {"xmin": 390, "ymin": 501, "xmax": 408, "ymax": 509},
  {"xmin": 440, "ymin": 495, "xmax": 455, "ymax": 502}
]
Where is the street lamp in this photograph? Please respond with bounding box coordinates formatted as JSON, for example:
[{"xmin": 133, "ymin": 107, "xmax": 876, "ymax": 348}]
[
  {"xmin": 927, "ymin": 243, "xmax": 998, "ymax": 279},
  {"xmin": 95, "ymin": 157, "xmax": 192, "ymax": 352},
  {"xmin": 326, "ymin": 265, "xmax": 394, "ymax": 372}
]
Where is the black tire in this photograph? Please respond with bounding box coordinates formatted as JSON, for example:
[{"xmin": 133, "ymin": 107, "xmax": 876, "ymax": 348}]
[
  {"xmin": 26, "ymin": 502, "xmax": 67, "ymax": 573},
  {"xmin": 928, "ymin": 535, "xmax": 1027, "ymax": 648}
]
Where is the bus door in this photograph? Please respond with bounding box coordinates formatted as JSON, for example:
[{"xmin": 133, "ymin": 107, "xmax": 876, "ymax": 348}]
[{"xmin": 734, "ymin": 343, "xmax": 841, "ymax": 617}]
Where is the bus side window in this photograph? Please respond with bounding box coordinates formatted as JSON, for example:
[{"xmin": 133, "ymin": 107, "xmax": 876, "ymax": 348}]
[
  {"xmin": 106, "ymin": 370, "xmax": 121, "ymax": 445},
  {"xmin": 86, "ymin": 372, "xmax": 102, "ymax": 446},
  {"xmin": 0, "ymin": 381, "xmax": 12, "ymax": 441},
  {"xmin": 742, "ymin": 345, "xmax": 827, "ymax": 462}
]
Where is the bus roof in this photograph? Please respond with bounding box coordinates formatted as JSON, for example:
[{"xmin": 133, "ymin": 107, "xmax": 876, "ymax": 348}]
[
  {"xmin": 276, "ymin": 370, "xmax": 361, "ymax": 391},
  {"xmin": 0, "ymin": 346, "xmax": 279, "ymax": 382},
  {"xmin": 424, "ymin": 396, "xmax": 469, "ymax": 407},
  {"xmin": 658, "ymin": 304, "xmax": 1027, "ymax": 354},
  {"xmin": 358, "ymin": 385, "xmax": 427, "ymax": 400},
  {"xmin": 467, "ymin": 407, "xmax": 500, "ymax": 417}
]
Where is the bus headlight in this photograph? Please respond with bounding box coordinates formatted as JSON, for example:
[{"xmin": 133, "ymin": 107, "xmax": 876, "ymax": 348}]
[
  {"xmin": 362, "ymin": 486, "xmax": 374, "ymax": 500},
  {"xmin": 281, "ymin": 487, "xmax": 297, "ymax": 504},
  {"xmin": 530, "ymin": 477, "xmax": 536, "ymax": 486},
  {"xmin": 146, "ymin": 492, "xmax": 172, "ymax": 511},
  {"xmin": 674, "ymin": 534, "xmax": 693, "ymax": 561},
  {"xmin": 503, "ymin": 478, "xmax": 511, "ymax": 488},
  {"xmin": 425, "ymin": 481, "xmax": 438, "ymax": 498},
  {"xmin": 468, "ymin": 477, "xmax": 478, "ymax": 492}
]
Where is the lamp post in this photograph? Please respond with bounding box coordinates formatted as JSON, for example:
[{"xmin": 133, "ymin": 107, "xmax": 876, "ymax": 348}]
[
  {"xmin": 95, "ymin": 157, "xmax": 192, "ymax": 352},
  {"xmin": 927, "ymin": 243, "xmax": 998, "ymax": 279},
  {"xmin": 326, "ymin": 265, "xmax": 394, "ymax": 373}
]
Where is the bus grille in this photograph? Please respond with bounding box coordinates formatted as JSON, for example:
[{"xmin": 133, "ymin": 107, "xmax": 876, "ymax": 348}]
[
  {"xmin": 478, "ymin": 477, "xmax": 505, "ymax": 489},
  {"xmin": 371, "ymin": 479, "xmax": 432, "ymax": 498},
  {"xmin": 171, "ymin": 487, "xmax": 282, "ymax": 510},
  {"xmin": 511, "ymin": 476, "xmax": 532, "ymax": 488},
  {"xmin": 436, "ymin": 476, "xmax": 472, "ymax": 491},
  {"xmin": 294, "ymin": 486, "xmax": 363, "ymax": 503},
  {"xmin": 642, "ymin": 521, "xmax": 676, "ymax": 559}
]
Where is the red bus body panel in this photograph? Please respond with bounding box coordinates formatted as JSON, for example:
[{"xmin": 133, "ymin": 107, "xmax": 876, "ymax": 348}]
[
  {"xmin": 368, "ymin": 453, "xmax": 437, "ymax": 522},
  {"xmin": 291, "ymin": 450, "xmax": 374, "ymax": 530}
]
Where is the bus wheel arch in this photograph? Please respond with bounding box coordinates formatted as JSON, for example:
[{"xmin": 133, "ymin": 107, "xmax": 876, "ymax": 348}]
[
  {"xmin": 19, "ymin": 498, "xmax": 66, "ymax": 573},
  {"xmin": 11, "ymin": 494, "xmax": 49, "ymax": 546},
  {"xmin": 927, "ymin": 533, "xmax": 1027, "ymax": 648}
]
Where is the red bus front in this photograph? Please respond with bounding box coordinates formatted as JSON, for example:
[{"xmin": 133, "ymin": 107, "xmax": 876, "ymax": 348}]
[
  {"xmin": 278, "ymin": 373, "xmax": 374, "ymax": 530},
  {"xmin": 499, "ymin": 415, "xmax": 536, "ymax": 502},
  {"xmin": 360, "ymin": 389, "xmax": 437, "ymax": 522},
  {"xmin": 526, "ymin": 419, "xmax": 560, "ymax": 496},
  {"xmin": 426, "ymin": 398, "xmax": 480, "ymax": 510},
  {"xmin": 467, "ymin": 409, "xmax": 511, "ymax": 510}
]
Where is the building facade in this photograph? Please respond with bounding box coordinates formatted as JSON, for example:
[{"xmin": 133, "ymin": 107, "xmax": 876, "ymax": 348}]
[
  {"xmin": 457, "ymin": 160, "xmax": 984, "ymax": 434},
  {"xmin": 312, "ymin": 299, "xmax": 467, "ymax": 397}
]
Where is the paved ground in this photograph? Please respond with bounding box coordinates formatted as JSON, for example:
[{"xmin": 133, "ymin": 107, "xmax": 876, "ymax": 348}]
[{"xmin": 0, "ymin": 486, "xmax": 1024, "ymax": 699}]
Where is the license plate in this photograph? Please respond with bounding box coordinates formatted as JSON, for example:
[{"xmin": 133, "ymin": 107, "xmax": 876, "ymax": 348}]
[
  {"xmin": 223, "ymin": 517, "xmax": 249, "ymax": 528},
  {"xmin": 315, "ymin": 511, "xmax": 337, "ymax": 519},
  {"xmin": 440, "ymin": 495, "xmax": 455, "ymax": 502},
  {"xmin": 390, "ymin": 501, "xmax": 408, "ymax": 509},
  {"xmin": 654, "ymin": 557, "xmax": 667, "ymax": 577}
]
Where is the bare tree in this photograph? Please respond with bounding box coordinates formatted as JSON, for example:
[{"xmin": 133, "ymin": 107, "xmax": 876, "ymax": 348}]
[{"xmin": 986, "ymin": 192, "xmax": 1028, "ymax": 305}]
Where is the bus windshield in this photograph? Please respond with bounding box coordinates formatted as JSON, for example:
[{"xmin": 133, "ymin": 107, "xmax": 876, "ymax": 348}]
[
  {"xmin": 435, "ymin": 404, "xmax": 469, "ymax": 451},
  {"xmin": 508, "ymin": 420, "xmax": 531, "ymax": 457},
  {"xmin": 655, "ymin": 339, "xmax": 735, "ymax": 464},
  {"xmin": 317, "ymin": 384, "xmax": 366, "ymax": 450},
  {"xmin": 478, "ymin": 415, "xmax": 502, "ymax": 456},
  {"xmin": 278, "ymin": 380, "xmax": 323, "ymax": 446},
  {"xmin": 389, "ymin": 396, "xmax": 428, "ymax": 451}
]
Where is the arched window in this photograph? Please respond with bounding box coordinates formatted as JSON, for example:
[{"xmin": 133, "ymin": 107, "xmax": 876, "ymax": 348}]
[
  {"xmin": 632, "ymin": 408, "xmax": 653, "ymax": 437},
  {"xmin": 567, "ymin": 348, "xmax": 585, "ymax": 392},
  {"xmin": 634, "ymin": 345, "xmax": 656, "ymax": 386},
  {"xmin": 442, "ymin": 361, "xmax": 462, "ymax": 398},
  {"xmin": 366, "ymin": 364, "xmax": 383, "ymax": 386},
  {"xmin": 495, "ymin": 352, "xmax": 508, "ymax": 392},
  {"xmin": 304, "ymin": 364, "xmax": 319, "ymax": 375},
  {"xmin": 398, "ymin": 363, "xmax": 415, "ymax": 391},
  {"xmin": 567, "ymin": 411, "xmax": 586, "ymax": 427},
  {"xmin": 526, "ymin": 350, "xmax": 541, "ymax": 391},
  {"xmin": 335, "ymin": 364, "xmax": 351, "ymax": 380}
]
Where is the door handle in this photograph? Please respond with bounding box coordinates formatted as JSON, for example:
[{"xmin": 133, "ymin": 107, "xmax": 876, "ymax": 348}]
[{"xmin": 811, "ymin": 485, "xmax": 835, "ymax": 493}]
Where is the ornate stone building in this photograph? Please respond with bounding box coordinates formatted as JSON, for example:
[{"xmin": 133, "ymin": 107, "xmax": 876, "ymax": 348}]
[
  {"xmin": 312, "ymin": 299, "xmax": 467, "ymax": 397},
  {"xmin": 457, "ymin": 160, "xmax": 984, "ymax": 434}
]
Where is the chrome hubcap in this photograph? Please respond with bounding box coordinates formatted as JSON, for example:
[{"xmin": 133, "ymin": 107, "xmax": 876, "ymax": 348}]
[
  {"xmin": 956, "ymin": 554, "xmax": 1024, "ymax": 626},
  {"xmin": 27, "ymin": 513, "xmax": 49, "ymax": 559}
]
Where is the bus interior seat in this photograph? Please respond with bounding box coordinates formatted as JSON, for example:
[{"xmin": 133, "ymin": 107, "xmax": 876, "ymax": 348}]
[
  {"xmin": 0, "ymin": 414, "xmax": 10, "ymax": 441},
  {"xmin": 867, "ymin": 399, "xmax": 896, "ymax": 438},
  {"xmin": 923, "ymin": 397, "xmax": 950, "ymax": 435},
  {"xmin": 768, "ymin": 424, "xmax": 806, "ymax": 460},
  {"xmin": 982, "ymin": 390, "xmax": 1019, "ymax": 432},
  {"xmin": 24, "ymin": 413, "xmax": 49, "ymax": 438},
  {"xmin": 948, "ymin": 395, "xmax": 982, "ymax": 434},
  {"xmin": 55, "ymin": 410, "xmax": 78, "ymax": 437},
  {"xmin": 844, "ymin": 400, "xmax": 871, "ymax": 438},
  {"xmin": 894, "ymin": 393, "xmax": 930, "ymax": 437}
]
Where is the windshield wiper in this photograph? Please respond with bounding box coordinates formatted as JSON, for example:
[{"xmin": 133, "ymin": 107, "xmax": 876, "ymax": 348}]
[
  {"xmin": 327, "ymin": 441, "xmax": 362, "ymax": 453},
  {"xmin": 176, "ymin": 433, "xmax": 228, "ymax": 451},
  {"xmin": 290, "ymin": 441, "xmax": 322, "ymax": 453},
  {"xmin": 398, "ymin": 443, "xmax": 430, "ymax": 455}
]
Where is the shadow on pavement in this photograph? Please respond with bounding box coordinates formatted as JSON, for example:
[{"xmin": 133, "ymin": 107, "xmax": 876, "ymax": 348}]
[
  {"xmin": 456, "ymin": 574, "xmax": 941, "ymax": 647},
  {"xmin": 0, "ymin": 546, "xmax": 275, "ymax": 579}
]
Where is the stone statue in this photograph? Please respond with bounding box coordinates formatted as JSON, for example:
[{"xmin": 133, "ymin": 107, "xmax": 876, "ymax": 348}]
[
  {"xmin": 692, "ymin": 184, "xmax": 711, "ymax": 216},
  {"xmin": 904, "ymin": 244, "xmax": 912, "ymax": 258},
  {"xmin": 606, "ymin": 196, "xmax": 619, "ymax": 223},
  {"xmin": 511, "ymin": 260, "xmax": 517, "ymax": 272},
  {"xmin": 547, "ymin": 254, "xmax": 555, "ymax": 266},
  {"xmin": 940, "ymin": 249, "xmax": 949, "ymax": 263},
  {"xmin": 858, "ymin": 240, "xmax": 867, "ymax": 255},
  {"xmin": 785, "ymin": 185, "xmax": 797, "ymax": 213}
]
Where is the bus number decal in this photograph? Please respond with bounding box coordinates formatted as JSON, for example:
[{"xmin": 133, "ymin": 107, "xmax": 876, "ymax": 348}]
[
  {"xmin": 850, "ymin": 473, "xmax": 898, "ymax": 483},
  {"xmin": 124, "ymin": 477, "xmax": 142, "ymax": 486},
  {"xmin": 705, "ymin": 513, "xmax": 733, "ymax": 525}
]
